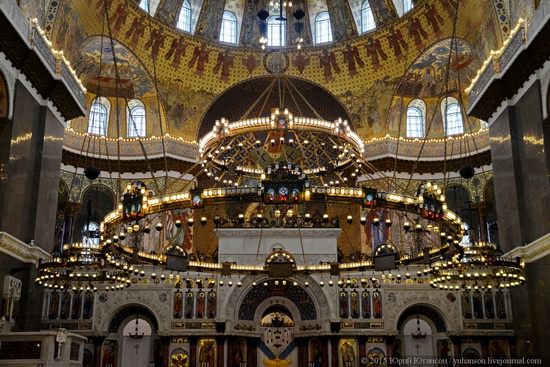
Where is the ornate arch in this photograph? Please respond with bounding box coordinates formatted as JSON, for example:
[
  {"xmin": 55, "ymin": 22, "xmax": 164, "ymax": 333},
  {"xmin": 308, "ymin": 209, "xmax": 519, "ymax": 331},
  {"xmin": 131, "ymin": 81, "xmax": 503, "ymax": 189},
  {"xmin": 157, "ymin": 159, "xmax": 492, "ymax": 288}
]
[
  {"xmin": 197, "ymin": 76, "xmax": 354, "ymax": 141},
  {"xmin": 107, "ymin": 304, "xmax": 160, "ymax": 333},
  {"xmin": 396, "ymin": 305, "xmax": 447, "ymax": 333}
]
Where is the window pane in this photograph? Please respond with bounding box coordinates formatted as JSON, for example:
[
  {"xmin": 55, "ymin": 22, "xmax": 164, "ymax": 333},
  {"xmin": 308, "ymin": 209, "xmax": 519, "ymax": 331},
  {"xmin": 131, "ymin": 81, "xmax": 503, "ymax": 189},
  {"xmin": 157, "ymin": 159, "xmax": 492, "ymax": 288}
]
[
  {"xmin": 445, "ymin": 104, "xmax": 464, "ymax": 136},
  {"xmin": 315, "ymin": 12, "xmax": 332, "ymax": 44},
  {"xmin": 220, "ymin": 12, "xmax": 237, "ymax": 44},
  {"xmin": 88, "ymin": 102, "xmax": 107, "ymax": 136},
  {"xmin": 361, "ymin": 2, "xmax": 376, "ymax": 33},
  {"xmin": 267, "ymin": 17, "xmax": 286, "ymax": 47},
  {"xmin": 128, "ymin": 106, "xmax": 146, "ymax": 137},
  {"xmin": 177, "ymin": 1, "xmax": 192, "ymax": 32},
  {"xmin": 406, "ymin": 107, "xmax": 424, "ymax": 138},
  {"xmin": 403, "ymin": 0, "xmax": 413, "ymax": 13}
]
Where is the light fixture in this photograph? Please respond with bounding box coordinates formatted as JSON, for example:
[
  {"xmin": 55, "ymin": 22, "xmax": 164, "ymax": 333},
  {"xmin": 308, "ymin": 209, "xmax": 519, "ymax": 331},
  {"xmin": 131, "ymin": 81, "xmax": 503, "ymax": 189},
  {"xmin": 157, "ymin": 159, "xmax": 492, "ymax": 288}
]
[
  {"xmin": 411, "ymin": 315, "xmax": 426, "ymax": 339},
  {"xmin": 129, "ymin": 315, "xmax": 144, "ymax": 339}
]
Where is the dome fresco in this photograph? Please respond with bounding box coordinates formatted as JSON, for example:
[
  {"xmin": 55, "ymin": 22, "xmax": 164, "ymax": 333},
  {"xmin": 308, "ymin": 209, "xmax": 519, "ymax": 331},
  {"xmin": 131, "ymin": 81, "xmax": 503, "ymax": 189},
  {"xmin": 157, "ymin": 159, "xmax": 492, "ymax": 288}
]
[{"xmin": 48, "ymin": 0, "xmax": 505, "ymax": 156}]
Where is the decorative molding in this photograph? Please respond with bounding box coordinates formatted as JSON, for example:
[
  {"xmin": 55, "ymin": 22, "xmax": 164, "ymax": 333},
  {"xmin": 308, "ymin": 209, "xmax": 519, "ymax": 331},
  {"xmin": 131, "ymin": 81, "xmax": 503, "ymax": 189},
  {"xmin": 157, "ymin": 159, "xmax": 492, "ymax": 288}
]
[
  {"xmin": 0, "ymin": 232, "xmax": 50, "ymax": 263},
  {"xmin": 506, "ymin": 232, "xmax": 550, "ymax": 263}
]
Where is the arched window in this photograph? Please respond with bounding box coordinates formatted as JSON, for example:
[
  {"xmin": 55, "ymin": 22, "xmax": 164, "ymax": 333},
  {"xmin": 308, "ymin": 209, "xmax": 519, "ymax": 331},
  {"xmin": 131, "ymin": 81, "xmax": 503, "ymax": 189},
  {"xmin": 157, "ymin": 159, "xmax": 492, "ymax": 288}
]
[
  {"xmin": 441, "ymin": 97, "xmax": 464, "ymax": 136},
  {"xmin": 82, "ymin": 221, "xmax": 100, "ymax": 246},
  {"xmin": 88, "ymin": 97, "xmax": 110, "ymax": 136},
  {"xmin": 127, "ymin": 99, "xmax": 146, "ymax": 137},
  {"xmin": 177, "ymin": 0, "xmax": 192, "ymax": 32},
  {"xmin": 406, "ymin": 99, "xmax": 426, "ymax": 138},
  {"xmin": 403, "ymin": 0, "xmax": 413, "ymax": 13},
  {"xmin": 139, "ymin": 0, "xmax": 161, "ymax": 15},
  {"xmin": 220, "ymin": 11, "xmax": 237, "ymax": 44},
  {"xmin": 361, "ymin": 1, "xmax": 376, "ymax": 33},
  {"xmin": 267, "ymin": 15, "xmax": 286, "ymax": 47},
  {"xmin": 315, "ymin": 11, "xmax": 333, "ymax": 44}
]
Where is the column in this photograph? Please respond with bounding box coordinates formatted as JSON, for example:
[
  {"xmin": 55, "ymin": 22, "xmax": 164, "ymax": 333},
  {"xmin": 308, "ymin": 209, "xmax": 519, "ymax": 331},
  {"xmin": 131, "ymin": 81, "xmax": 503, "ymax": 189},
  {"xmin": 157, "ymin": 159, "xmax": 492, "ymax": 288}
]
[
  {"xmin": 91, "ymin": 335, "xmax": 106, "ymax": 367},
  {"xmin": 190, "ymin": 336, "xmax": 198, "ymax": 367},
  {"xmin": 321, "ymin": 337, "xmax": 330, "ymax": 367},
  {"xmin": 246, "ymin": 337, "xmax": 258, "ymax": 367},
  {"xmin": 217, "ymin": 336, "xmax": 225, "ymax": 367},
  {"xmin": 0, "ymin": 80, "xmax": 65, "ymax": 252},
  {"xmin": 160, "ymin": 335, "xmax": 171, "ymax": 367},
  {"xmin": 330, "ymin": 337, "xmax": 339, "ymax": 367},
  {"xmin": 449, "ymin": 336, "xmax": 462, "ymax": 359},
  {"xmin": 385, "ymin": 336, "xmax": 396, "ymax": 367},
  {"xmin": 297, "ymin": 338, "xmax": 308, "ymax": 366},
  {"xmin": 358, "ymin": 336, "xmax": 367, "ymax": 366}
]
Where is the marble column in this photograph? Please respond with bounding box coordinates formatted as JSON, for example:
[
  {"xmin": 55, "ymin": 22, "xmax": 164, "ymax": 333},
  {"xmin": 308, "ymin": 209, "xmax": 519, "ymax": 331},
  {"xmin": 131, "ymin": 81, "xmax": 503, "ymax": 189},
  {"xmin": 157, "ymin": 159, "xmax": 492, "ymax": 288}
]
[
  {"xmin": 63, "ymin": 202, "xmax": 81, "ymax": 245},
  {"xmin": 330, "ymin": 337, "xmax": 339, "ymax": 367},
  {"xmin": 91, "ymin": 335, "xmax": 106, "ymax": 367},
  {"xmin": 216, "ymin": 336, "xmax": 225, "ymax": 367},
  {"xmin": 160, "ymin": 335, "xmax": 171, "ymax": 367},
  {"xmin": 190, "ymin": 336, "xmax": 198, "ymax": 367},
  {"xmin": 0, "ymin": 80, "xmax": 65, "ymax": 253},
  {"xmin": 449, "ymin": 336, "xmax": 461, "ymax": 359}
]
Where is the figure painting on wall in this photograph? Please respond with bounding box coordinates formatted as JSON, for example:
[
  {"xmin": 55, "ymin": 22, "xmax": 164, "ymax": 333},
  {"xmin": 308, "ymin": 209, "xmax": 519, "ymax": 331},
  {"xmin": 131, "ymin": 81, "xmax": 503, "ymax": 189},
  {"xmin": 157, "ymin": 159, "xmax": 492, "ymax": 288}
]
[
  {"xmin": 198, "ymin": 339, "xmax": 216, "ymax": 367},
  {"xmin": 196, "ymin": 291, "xmax": 206, "ymax": 318},
  {"xmin": 242, "ymin": 54, "xmax": 261, "ymax": 75},
  {"xmin": 72, "ymin": 291, "xmax": 82, "ymax": 319},
  {"xmin": 341, "ymin": 43, "xmax": 365, "ymax": 76},
  {"xmin": 339, "ymin": 291, "xmax": 349, "ymax": 318},
  {"xmin": 438, "ymin": 340, "xmax": 452, "ymax": 367},
  {"xmin": 125, "ymin": 15, "xmax": 147, "ymax": 49},
  {"xmin": 188, "ymin": 43, "xmax": 211, "ymax": 77},
  {"xmin": 310, "ymin": 339, "xmax": 322, "ymax": 367},
  {"xmin": 102, "ymin": 340, "xmax": 117, "ymax": 367},
  {"xmin": 484, "ymin": 292, "xmax": 495, "ymax": 319},
  {"xmin": 409, "ymin": 16, "xmax": 429, "ymax": 51},
  {"xmin": 385, "ymin": 27, "xmax": 408, "ymax": 62},
  {"xmin": 213, "ymin": 49, "xmax": 235, "ymax": 82},
  {"xmin": 83, "ymin": 291, "xmax": 94, "ymax": 319},
  {"xmin": 208, "ymin": 290, "xmax": 216, "ymax": 318},
  {"xmin": 361, "ymin": 290, "xmax": 371, "ymax": 318},
  {"xmin": 292, "ymin": 53, "xmax": 310, "ymax": 74},
  {"xmin": 185, "ymin": 291, "xmax": 194, "ymax": 318},
  {"xmin": 49, "ymin": 292, "xmax": 59, "ymax": 319},
  {"xmin": 165, "ymin": 36, "xmax": 188, "ymax": 69},
  {"xmin": 174, "ymin": 291, "xmax": 183, "ymax": 318},
  {"xmin": 350, "ymin": 290, "xmax": 360, "ymax": 318},
  {"xmin": 339, "ymin": 339, "xmax": 357, "ymax": 367},
  {"xmin": 233, "ymin": 339, "xmax": 245, "ymax": 366},
  {"xmin": 364, "ymin": 37, "xmax": 388, "ymax": 70},
  {"xmin": 373, "ymin": 291, "xmax": 382, "ymax": 318},
  {"xmin": 495, "ymin": 291, "xmax": 506, "ymax": 319},
  {"xmin": 472, "ymin": 290, "xmax": 483, "ymax": 318},
  {"xmin": 461, "ymin": 291, "xmax": 472, "ymax": 319},
  {"xmin": 144, "ymin": 27, "xmax": 167, "ymax": 60},
  {"xmin": 170, "ymin": 349, "xmax": 189, "ymax": 367},
  {"xmin": 422, "ymin": 3, "xmax": 444, "ymax": 37},
  {"xmin": 60, "ymin": 291, "xmax": 71, "ymax": 319},
  {"xmin": 109, "ymin": 2, "xmax": 129, "ymax": 37},
  {"xmin": 318, "ymin": 48, "xmax": 341, "ymax": 82}
]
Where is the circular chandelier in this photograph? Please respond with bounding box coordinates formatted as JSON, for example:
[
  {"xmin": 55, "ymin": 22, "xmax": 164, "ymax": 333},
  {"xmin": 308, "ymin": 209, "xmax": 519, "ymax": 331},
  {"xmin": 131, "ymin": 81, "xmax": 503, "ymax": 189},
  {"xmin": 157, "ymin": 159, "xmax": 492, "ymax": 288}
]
[
  {"xmin": 427, "ymin": 240, "xmax": 525, "ymax": 290},
  {"xmin": 36, "ymin": 239, "xmax": 132, "ymax": 291},
  {"xmin": 37, "ymin": 107, "xmax": 525, "ymax": 290}
]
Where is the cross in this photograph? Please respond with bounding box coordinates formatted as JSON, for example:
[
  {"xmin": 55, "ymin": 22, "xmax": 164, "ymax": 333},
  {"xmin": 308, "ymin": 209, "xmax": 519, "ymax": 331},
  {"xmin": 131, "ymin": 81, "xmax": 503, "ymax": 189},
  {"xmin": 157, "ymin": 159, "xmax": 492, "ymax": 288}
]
[
  {"xmin": 415, "ymin": 343, "xmax": 421, "ymax": 354},
  {"xmin": 134, "ymin": 344, "xmax": 140, "ymax": 355}
]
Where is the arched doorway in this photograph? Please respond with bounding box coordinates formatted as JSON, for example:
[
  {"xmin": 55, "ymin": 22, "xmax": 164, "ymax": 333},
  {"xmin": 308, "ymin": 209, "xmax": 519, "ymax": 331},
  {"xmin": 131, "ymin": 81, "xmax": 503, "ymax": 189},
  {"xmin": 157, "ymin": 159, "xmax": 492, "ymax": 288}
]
[
  {"xmin": 120, "ymin": 316, "xmax": 153, "ymax": 367},
  {"xmin": 103, "ymin": 305, "xmax": 161, "ymax": 367},
  {"xmin": 396, "ymin": 305, "xmax": 452, "ymax": 362}
]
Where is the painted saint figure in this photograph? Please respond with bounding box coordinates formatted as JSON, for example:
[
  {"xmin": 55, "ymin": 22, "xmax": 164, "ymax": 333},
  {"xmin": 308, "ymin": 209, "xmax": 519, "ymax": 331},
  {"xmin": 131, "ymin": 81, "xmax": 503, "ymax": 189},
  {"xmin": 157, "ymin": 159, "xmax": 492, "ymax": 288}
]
[
  {"xmin": 213, "ymin": 49, "xmax": 235, "ymax": 82},
  {"xmin": 188, "ymin": 43, "xmax": 211, "ymax": 77},
  {"xmin": 174, "ymin": 291, "xmax": 183, "ymax": 318},
  {"xmin": 144, "ymin": 27, "xmax": 167, "ymax": 60},
  {"xmin": 318, "ymin": 48, "xmax": 341, "ymax": 82},
  {"xmin": 385, "ymin": 27, "xmax": 408, "ymax": 62},
  {"xmin": 165, "ymin": 36, "xmax": 187, "ymax": 69},
  {"xmin": 341, "ymin": 43, "xmax": 365, "ymax": 76},
  {"xmin": 339, "ymin": 290, "xmax": 349, "ymax": 318},
  {"xmin": 364, "ymin": 37, "xmax": 388, "ymax": 70},
  {"xmin": 207, "ymin": 290, "xmax": 216, "ymax": 318},
  {"xmin": 125, "ymin": 16, "xmax": 147, "ymax": 49}
]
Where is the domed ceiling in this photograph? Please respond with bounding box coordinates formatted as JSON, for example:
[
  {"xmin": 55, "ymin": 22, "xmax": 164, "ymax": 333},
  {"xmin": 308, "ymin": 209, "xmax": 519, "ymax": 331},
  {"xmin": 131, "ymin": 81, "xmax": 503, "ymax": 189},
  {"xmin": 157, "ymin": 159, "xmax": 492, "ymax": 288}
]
[{"xmin": 47, "ymin": 0, "xmax": 507, "ymax": 172}]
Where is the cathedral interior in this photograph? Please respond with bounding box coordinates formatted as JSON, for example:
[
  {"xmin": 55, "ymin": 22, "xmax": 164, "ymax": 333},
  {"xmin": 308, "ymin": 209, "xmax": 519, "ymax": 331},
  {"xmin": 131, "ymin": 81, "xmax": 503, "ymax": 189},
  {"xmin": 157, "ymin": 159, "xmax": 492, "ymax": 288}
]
[{"xmin": 0, "ymin": 0, "xmax": 550, "ymax": 366}]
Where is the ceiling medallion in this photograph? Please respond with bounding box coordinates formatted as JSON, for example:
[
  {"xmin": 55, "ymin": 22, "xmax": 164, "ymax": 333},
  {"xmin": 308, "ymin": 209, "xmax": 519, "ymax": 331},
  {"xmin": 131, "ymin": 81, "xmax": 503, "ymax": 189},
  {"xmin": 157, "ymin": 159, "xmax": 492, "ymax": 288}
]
[{"xmin": 264, "ymin": 50, "xmax": 290, "ymax": 75}]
